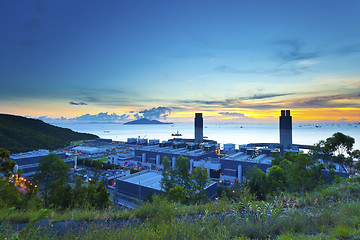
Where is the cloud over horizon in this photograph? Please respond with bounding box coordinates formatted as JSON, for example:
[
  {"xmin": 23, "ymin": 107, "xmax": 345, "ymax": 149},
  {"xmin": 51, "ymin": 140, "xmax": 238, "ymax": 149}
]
[
  {"xmin": 38, "ymin": 112, "xmax": 130, "ymax": 123},
  {"xmin": 70, "ymin": 101, "xmax": 87, "ymax": 106},
  {"xmin": 37, "ymin": 106, "xmax": 174, "ymax": 123},
  {"xmin": 218, "ymin": 112, "xmax": 246, "ymax": 118},
  {"xmin": 134, "ymin": 107, "xmax": 172, "ymax": 120}
]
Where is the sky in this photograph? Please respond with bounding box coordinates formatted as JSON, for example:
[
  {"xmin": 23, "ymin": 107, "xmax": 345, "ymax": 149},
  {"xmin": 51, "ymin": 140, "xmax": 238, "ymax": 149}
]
[{"xmin": 1, "ymin": 0, "xmax": 360, "ymax": 123}]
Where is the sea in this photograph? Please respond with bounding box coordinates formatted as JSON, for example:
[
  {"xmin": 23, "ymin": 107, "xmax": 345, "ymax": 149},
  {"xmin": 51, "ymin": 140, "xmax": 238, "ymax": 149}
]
[{"xmin": 53, "ymin": 122, "xmax": 360, "ymax": 150}]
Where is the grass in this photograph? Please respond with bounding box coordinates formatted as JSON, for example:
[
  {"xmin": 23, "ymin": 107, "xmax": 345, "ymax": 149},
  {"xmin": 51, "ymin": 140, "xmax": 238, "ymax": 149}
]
[
  {"xmin": 3, "ymin": 178, "xmax": 360, "ymax": 239},
  {"xmin": 71, "ymin": 140, "xmax": 85, "ymax": 145},
  {"xmin": 6, "ymin": 203, "xmax": 360, "ymax": 239},
  {"xmin": 93, "ymin": 157, "xmax": 109, "ymax": 162},
  {"xmin": 0, "ymin": 201, "xmax": 230, "ymax": 224}
]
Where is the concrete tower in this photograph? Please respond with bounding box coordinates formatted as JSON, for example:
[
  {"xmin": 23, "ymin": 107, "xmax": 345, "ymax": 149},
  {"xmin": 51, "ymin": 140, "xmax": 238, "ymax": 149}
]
[
  {"xmin": 279, "ymin": 110, "xmax": 292, "ymax": 149},
  {"xmin": 194, "ymin": 113, "xmax": 203, "ymax": 143}
]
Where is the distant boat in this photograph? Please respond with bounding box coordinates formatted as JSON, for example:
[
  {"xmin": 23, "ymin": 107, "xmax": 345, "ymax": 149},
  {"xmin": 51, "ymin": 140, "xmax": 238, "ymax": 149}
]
[
  {"xmin": 104, "ymin": 131, "xmax": 110, "ymax": 133},
  {"xmin": 172, "ymin": 131, "xmax": 182, "ymax": 136}
]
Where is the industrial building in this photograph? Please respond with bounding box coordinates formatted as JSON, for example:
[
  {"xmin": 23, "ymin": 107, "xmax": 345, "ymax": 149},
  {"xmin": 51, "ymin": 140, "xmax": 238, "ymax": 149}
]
[
  {"xmin": 220, "ymin": 149, "xmax": 272, "ymax": 183},
  {"xmin": 113, "ymin": 137, "xmax": 220, "ymax": 169},
  {"xmin": 280, "ymin": 109, "xmax": 293, "ymax": 149},
  {"xmin": 10, "ymin": 150, "xmax": 71, "ymax": 176},
  {"xmin": 111, "ymin": 112, "xmax": 274, "ymax": 182},
  {"xmin": 112, "ymin": 111, "xmax": 348, "ymax": 189},
  {"xmin": 194, "ymin": 113, "xmax": 203, "ymax": 143},
  {"xmin": 133, "ymin": 141, "xmax": 218, "ymax": 169},
  {"xmin": 108, "ymin": 152, "xmax": 133, "ymax": 166},
  {"xmin": 83, "ymin": 138, "xmax": 113, "ymax": 144},
  {"xmin": 72, "ymin": 146, "xmax": 107, "ymax": 155},
  {"xmin": 115, "ymin": 170, "xmax": 217, "ymax": 200}
]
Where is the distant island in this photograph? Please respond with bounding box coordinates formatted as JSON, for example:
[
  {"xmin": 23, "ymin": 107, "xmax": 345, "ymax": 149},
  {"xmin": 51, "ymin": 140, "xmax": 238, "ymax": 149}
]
[
  {"xmin": 124, "ymin": 118, "xmax": 173, "ymax": 125},
  {"xmin": 0, "ymin": 114, "xmax": 99, "ymax": 153}
]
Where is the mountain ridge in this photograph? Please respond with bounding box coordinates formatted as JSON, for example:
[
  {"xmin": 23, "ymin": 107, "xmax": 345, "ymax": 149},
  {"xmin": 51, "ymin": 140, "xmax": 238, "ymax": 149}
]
[{"xmin": 0, "ymin": 113, "xmax": 99, "ymax": 153}]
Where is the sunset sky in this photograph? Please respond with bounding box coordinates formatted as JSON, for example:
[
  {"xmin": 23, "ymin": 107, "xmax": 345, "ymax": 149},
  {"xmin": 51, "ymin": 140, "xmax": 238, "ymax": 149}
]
[{"xmin": 1, "ymin": 0, "xmax": 360, "ymax": 123}]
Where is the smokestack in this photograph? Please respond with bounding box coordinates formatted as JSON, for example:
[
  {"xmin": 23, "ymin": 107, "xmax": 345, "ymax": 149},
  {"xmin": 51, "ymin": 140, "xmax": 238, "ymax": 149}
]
[
  {"xmin": 279, "ymin": 109, "xmax": 292, "ymax": 149},
  {"xmin": 194, "ymin": 113, "xmax": 203, "ymax": 143}
]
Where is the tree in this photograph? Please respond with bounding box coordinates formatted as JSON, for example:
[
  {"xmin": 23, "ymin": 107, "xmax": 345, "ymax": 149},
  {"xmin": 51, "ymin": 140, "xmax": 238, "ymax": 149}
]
[
  {"xmin": 267, "ymin": 165, "xmax": 286, "ymax": 194},
  {"xmin": 160, "ymin": 155, "xmax": 190, "ymax": 192},
  {"xmin": 189, "ymin": 167, "xmax": 210, "ymax": 203},
  {"xmin": 271, "ymin": 153, "xmax": 283, "ymax": 166},
  {"xmin": 352, "ymin": 150, "xmax": 360, "ymax": 160},
  {"xmin": 246, "ymin": 166, "xmax": 267, "ymax": 200},
  {"xmin": 71, "ymin": 176, "xmax": 110, "ymax": 209},
  {"xmin": 162, "ymin": 156, "xmax": 171, "ymax": 171},
  {"xmin": 85, "ymin": 181, "xmax": 97, "ymax": 206},
  {"xmin": 167, "ymin": 185, "xmax": 186, "ymax": 203},
  {"xmin": 174, "ymin": 156, "xmax": 191, "ymax": 190},
  {"xmin": 0, "ymin": 177, "xmax": 22, "ymax": 208},
  {"xmin": 33, "ymin": 153, "xmax": 70, "ymax": 207},
  {"xmin": 161, "ymin": 156, "xmax": 210, "ymax": 203},
  {"xmin": 326, "ymin": 132, "xmax": 355, "ymax": 156},
  {"xmin": 289, "ymin": 154, "xmax": 313, "ymax": 198},
  {"xmin": 160, "ymin": 156, "xmax": 173, "ymax": 192},
  {"xmin": 49, "ymin": 184, "xmax": 73, "ymax": 209},
  {"xmin": 309, "ymin": 140, "xmax": 332, "ymax": 163},
  {"xmin": 94, "ymin": 180, "xmax": 110, "ymax": 209},
  {"xmin": 0, "ymin": 148, "xmax": 16, "ymax": 178},
  {"xmin": 311, "ymin": 132, "xmax": 355, "ymax": 166},
  {"xmin": 73, "ymin": 176, "xmax": 88, "ymax": 207}
]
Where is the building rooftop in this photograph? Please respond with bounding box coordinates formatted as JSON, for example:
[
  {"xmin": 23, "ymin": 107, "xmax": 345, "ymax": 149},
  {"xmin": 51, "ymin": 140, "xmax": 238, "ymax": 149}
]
[
  {"xmin": 72, "ymin": 146, "xmax": 105, "ymax": 152},
  {"xmin": 119, "ymin": 170, "xmax": 163, "ymax": 191},
  {"xmin": 223, "ymin": 152, "xmax": 272, "ymax": 164},
  {"xmin": 11, "ymin": 149, "xmax": 50, "ymax": 160},
  {"xmin": 223, "ymin": 152, "xmax": 248, "ymax": 161},
  {"xmin": 136, "ymin": 145, "xmax": 210, "ymax": 157}
]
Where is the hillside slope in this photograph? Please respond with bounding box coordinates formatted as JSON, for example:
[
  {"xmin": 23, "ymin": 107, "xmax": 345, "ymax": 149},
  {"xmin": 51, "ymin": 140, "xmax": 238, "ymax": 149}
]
[{"xmin": 0, "ymin": 114, "xmax": 98, "ymax": 153}]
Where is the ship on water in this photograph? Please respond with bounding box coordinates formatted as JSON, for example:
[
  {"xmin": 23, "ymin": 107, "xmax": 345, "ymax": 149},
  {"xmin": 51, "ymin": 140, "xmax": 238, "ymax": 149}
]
[{"xmin": 172, "ymin": 131, "xmax": 182, "ymax": 136}]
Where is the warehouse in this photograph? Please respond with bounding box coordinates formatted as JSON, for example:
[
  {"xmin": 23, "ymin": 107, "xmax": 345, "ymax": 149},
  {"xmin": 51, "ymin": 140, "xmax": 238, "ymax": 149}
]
[
  {"xmin": 11, "ymin": 149, "xmax": 70, "ymax": 176},
  {"xmin": 116, "ymin": 170, "xmax": 217, "ymax": 200},
  {"xmin": 133, "ymin": 141, "xmax": 218, "ymax": 169},
  {"xmin": 72, "ymin": 146, "xmax": 107, "ymax": 154}
]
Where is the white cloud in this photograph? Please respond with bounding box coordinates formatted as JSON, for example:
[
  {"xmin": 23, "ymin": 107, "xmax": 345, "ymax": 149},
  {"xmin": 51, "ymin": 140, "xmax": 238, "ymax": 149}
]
[{"xmin": 297, "ymin": 60, "xmax": 318, "ymax": 67}]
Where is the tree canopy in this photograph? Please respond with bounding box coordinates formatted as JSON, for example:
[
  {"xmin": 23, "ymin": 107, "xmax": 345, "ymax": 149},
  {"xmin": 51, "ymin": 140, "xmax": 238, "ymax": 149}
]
[
  {"xmin": 161, "ymin": 155, "xmax": 210, "ymax": 203},
  {"xmin": 0, "ymin": 148, "xmax": 16, "ymax": 178},
  {"xmin": 33, "ymin": 153, "xmax": 70, "ymax": 206}
]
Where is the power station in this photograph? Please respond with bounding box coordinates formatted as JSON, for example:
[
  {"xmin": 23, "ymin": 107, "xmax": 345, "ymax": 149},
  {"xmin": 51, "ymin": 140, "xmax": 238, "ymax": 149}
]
[
  {"xmin": 111, "ymin": 109, "xmax": 349, "ymax": 205},
  {"xmin": 279, "ymin": 109, "xmax": 292, "ymax": 149}
]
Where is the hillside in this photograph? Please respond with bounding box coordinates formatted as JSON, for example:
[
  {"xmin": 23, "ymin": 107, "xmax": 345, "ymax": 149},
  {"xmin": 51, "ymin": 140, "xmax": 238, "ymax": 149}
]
[
  {"xmin": 0, "ymin": 114, "xmax": 99, "ymax": 153},
  {"xmin": 124, "ymin": 118, "xmax": 173, "ymax": 125}
]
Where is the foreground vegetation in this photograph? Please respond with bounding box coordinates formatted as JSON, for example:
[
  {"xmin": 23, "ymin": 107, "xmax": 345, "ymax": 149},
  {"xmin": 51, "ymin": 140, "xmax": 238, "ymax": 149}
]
[{"xmin": 2, "ymin": 177, "xmax": 360, "ymax": 239}]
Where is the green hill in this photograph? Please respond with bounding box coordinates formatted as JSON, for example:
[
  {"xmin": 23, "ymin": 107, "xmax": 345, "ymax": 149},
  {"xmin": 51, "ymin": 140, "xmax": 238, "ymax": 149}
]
[{"xmin": 0, "ymin": 114, "xmax": 99, "ymax": 153}]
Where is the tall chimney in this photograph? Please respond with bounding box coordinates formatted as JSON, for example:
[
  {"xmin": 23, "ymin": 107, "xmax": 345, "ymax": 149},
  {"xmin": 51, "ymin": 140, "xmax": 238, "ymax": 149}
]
[
  {"xmin": 279, "ymin": 109, "xmax": 292, "ymax": 149},
  {"xmin": 194, "ymin": 113, "xmax": 203, "ymax": 143}
]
